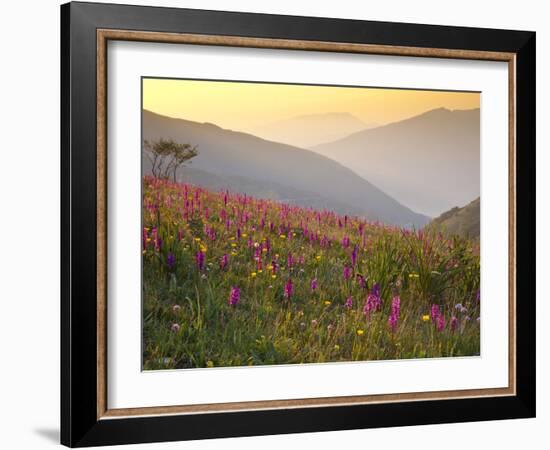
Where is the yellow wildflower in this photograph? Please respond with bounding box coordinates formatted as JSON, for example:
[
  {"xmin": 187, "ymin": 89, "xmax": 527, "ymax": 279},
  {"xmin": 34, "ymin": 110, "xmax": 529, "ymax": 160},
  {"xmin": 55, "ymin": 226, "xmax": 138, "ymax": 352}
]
[
  {"xmin": 324, "ymin": 301, "xmax": 331, "ymax": 306},
  {"xmin": 194, "ymin": 237, "xmax": 201, "ymax": 242},
  {"xmin": 280, "ymin": 234, "xmax": 286, "ymax": 239},
  {"xmin": 334, "ymin": 344, "xmax": 340, "ymax": 350},
  {"xmin": 258, "ymin": 270, "xmax": 263, "ymax": 273},
  {"xmin": 242, "ymin": 233, "xmax": 248, "ymax": 237},
  {"xmin": 422, "ymin": 314, "xmax": 430, "ymax": 322},
  {"xmin": 272, "ymin": 275, "xmax": 277, "ymax": 279},
  {"xmin": 357, "ymin": 329, "xmax": 364, "ymax": 336},
  {"xmin": 316, "ymin": 255, "xmax": 321, "ymax": 261},
  {"xmin": 251, "ymin": 272, "xmax": 257, "ymax": 277},
  {"xmin": 231, "ymin": 243, "xmax": 237, "ymax": 248}
]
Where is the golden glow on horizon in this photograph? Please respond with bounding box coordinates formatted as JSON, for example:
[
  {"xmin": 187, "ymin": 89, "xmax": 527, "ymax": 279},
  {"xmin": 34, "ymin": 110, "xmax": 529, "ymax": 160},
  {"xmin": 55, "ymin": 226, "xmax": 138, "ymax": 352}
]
[{"xmin": 143, "ymin": 78, "xmax": 480, "ymax": 132}]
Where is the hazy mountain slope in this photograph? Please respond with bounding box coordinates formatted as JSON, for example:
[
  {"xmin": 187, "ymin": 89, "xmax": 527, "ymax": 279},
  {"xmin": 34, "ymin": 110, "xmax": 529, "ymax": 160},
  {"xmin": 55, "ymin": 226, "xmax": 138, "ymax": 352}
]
[
  {"xmin": 312, "ymin": 108, "xmax": 480, "ymax": 217},
  {"xmin": 142, "ymin": 110, "xmax": 429, "ymax": 227},
  {"xmin": 154, "ymin": 166, "xmax": 369, "ymax": 216},
  {"xmin": 251, "ymin": 112, "xmax": 376, "ymax": 149},
  {"xmin": 428, "ymin": 197, "xmax": 480, "ymax": 240}
]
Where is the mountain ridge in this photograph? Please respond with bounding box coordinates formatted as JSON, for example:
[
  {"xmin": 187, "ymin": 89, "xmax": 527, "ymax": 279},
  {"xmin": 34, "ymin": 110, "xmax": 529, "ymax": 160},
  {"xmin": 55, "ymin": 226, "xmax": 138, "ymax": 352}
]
[
  {"xmin": 142, "ymin": 109, "xmax": 429, "ymax": 227},
  {"xmin": 311, "ymin": 107, "xmax": 480, "ymax": 217}
]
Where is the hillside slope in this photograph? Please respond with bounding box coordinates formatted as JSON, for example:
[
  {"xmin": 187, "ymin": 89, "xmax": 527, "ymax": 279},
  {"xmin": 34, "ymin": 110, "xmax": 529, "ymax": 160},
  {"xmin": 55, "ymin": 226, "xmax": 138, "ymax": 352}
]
[
  {"xmin": 142, "ymin": 110, "xmax": 429, "ymax": 227},
  {"xmin": 312, "ymin": 108, "xmax": 480, "ymax": 217},
  {"xmin": 428, "ymin": 197, "xmax": 480, "ymax": 240}
]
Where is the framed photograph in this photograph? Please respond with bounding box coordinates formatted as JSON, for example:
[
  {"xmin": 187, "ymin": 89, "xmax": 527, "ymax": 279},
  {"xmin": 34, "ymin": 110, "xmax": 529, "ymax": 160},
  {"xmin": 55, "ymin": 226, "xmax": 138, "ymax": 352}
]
[{"xmin": 61, "ymin": 1, "xmax": 536, "ymax": 447}]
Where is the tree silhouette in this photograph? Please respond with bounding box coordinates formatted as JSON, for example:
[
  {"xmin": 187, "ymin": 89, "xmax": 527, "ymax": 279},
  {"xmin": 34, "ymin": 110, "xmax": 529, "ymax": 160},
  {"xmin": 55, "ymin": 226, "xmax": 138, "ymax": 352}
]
[{"xmin": 144, "ymin": 138, "xmax": 198, "ymax": 182}]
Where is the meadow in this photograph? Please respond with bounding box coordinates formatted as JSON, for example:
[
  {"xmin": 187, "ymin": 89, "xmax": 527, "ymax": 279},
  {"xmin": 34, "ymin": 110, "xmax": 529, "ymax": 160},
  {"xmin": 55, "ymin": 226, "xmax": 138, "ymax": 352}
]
[{"xmin": 142, "ymin": 176, "xmax": 480, "ymax": 370}]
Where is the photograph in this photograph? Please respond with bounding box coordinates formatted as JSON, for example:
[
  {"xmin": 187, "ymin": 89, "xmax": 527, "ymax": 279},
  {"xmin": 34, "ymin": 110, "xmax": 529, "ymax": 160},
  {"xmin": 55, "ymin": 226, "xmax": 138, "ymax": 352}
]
[{"xmin": 141, "ymin": 78, "xmax": 481, "ymax": 370}]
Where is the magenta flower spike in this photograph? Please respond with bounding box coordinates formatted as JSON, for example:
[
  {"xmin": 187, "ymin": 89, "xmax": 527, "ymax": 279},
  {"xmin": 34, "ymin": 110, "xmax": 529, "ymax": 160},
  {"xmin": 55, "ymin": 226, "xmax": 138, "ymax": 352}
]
[
  {"xmin": 344, "ymin": 296, "xmax": 353, "ymax": 309},
  {"xmin": 220, "ymin": 254, "xmax": 229, "ymax": 270},
  {"xmin": 195, "ymin": 251, "xmax": 205, "ymax": 271},
  {"xmin": 351, "ymin": 245, "xmax": 358, "ymax": 266},
  {"xmin": 167, "ymin": 252, "xmax": 176, "ymax": 270},
  {"xmin": 436, "ymin": 314, "xmax": 446, "ymax": 331},
  {"xmin": 228, "ymin": 286, "xmax": 240, "ymax": 306},
  {"xmin": 310, "ymin": 278, "xmax": 317, "ymax": 291},
  {"xmin": 284, "ymin": 279, "xmax": 293, "ymax": 300},
  {"xmin": 343, "ymin": 265, "xmax": 352, "ymax": 280}
]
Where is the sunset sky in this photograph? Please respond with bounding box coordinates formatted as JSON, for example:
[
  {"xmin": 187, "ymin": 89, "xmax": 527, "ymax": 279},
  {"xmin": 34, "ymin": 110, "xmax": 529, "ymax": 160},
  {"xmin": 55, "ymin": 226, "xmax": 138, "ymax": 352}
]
[{"xmin": 142, "ymin": 78, "xmax": 480, "ymax": 133}]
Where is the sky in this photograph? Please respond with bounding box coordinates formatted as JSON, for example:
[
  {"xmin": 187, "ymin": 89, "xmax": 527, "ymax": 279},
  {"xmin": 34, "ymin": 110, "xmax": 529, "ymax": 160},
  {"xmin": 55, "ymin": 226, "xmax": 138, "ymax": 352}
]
[{"xmin": 142, "ymin": 77, "xmax": 480, "ymax": 133}]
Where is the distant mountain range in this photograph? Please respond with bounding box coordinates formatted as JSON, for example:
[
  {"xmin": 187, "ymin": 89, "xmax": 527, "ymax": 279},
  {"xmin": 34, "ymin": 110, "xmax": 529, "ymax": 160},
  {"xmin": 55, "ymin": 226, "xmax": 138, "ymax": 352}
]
[
  {"xmin": 311, "ymin": 108, "xmax": 480, "ymax": 217},
  {"xmin": 251, "ymin": 112, "xmax": 377, "ymax": 149},
  {"xmin": 142, "ymin": 110, "xmax": 429, "ymax": 227},
  {"xmin": 428, "ymin": 197, "xmax": 480, "ymax": 241}
]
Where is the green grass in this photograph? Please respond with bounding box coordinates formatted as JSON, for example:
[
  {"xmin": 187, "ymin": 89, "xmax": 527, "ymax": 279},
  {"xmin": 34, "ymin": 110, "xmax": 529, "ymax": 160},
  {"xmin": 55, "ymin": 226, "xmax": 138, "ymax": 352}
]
[{"xmin": 142, "ymin": 177, "xmax": 480, "ymax": 370}]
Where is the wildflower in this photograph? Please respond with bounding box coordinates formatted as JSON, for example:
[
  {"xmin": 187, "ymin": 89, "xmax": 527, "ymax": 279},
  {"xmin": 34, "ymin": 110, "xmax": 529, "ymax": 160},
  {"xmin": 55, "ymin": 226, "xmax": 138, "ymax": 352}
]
[
  {"xmin": 251, "ymin": 272, "xmax": 257, "ymax": 278},
  {"xmin": 351, "ymin": 245, "xmax": 358, "ymax": 266},
  {"xmin": 284, "ymin": 279, "xmax": 293, "ymax": 300},
  {"xmin": 287, "ymin": 252, "xmax": 294, "ymax": 269},
  {"xmin": 334, "ymin": 344, "xmax": 340, "ymax": 350},
  {"xmin": 408, "ymin": 273, "xmax": 419, "ymax": 279},
  {"xmin": 450, "ymin": 316, "xmax": 459, "ymax": 332},
  {"xmin": 436, "ymin": 314, "xmax": 446, "ymax": 332},
  {"xmin": 172, "ymin": 304, "xmax": 181, "ymax": 314},
  {"xmin": 310, "ymin": 278, "xmax": 317, "ymax": 291},
  {"xmin": 363, "ymin": 284, "xmax": 382, "ymax": 317},
  {"xmin": 167, "ymin": 252, "xmax": 175, "ymax": 270},
  {"xmin": 324, "ymin": 300, "xmax": 331, "ymax": 306},
  {"xmin": 341, "ymin": 235, "xmax": 350, "ymax": 248},
  {"xmin": 195, "ymin": 251, "xmax": 205, "ymax": 271},
  {"xmin": 170, "ymin": 323, "xmax": 180, "ymax": 333},
  {"xmin": 343, "ymin": 265, "xmax": 352, "ymax": 280},
  {"xmin": 344, "ymin": 296, "xmax": 353, "ymax": 309},
  {"xmin": 316, "ymin": 255, "xmax": 321, "ymax": 261},
  {"xmin": 228, "ymin": 286, "xmax": 241, "ymax": 306},
  {"xmin": 356, "ymin": 329, "xmax": 364, "ymax": 336},
  {"xmin": 220, "ymin": 254, "xmax": 229, "ymax": 270},
  {"xmin": 356, "ymin": 274, "xmax": 367, "ymax": 289},
  {"xmin": 387, "ymin": 296, "xmax": 401, "ymax": 332},
  {"xmin": 272, "ymin": 275, "xmax": 277, "ymax": 279},
  {"xmin": 390, "ymin": 296, "xmax": 401, "ymax": 318},
  {"xmin": 422, "ymin": 314, "xmax": 430, "ymax": 322}
]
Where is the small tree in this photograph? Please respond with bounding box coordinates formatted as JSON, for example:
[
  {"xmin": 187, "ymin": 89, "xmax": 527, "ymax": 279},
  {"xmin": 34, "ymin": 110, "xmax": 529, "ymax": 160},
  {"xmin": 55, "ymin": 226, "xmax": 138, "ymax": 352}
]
[{"xmin": 143, "ymin": 138, "xmax": 198, "ymax": 182}]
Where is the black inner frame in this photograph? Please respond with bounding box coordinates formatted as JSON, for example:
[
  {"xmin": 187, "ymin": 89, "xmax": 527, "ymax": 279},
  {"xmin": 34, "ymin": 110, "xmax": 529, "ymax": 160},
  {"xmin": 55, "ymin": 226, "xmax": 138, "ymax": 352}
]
[{"xmin": 61, "ymin": 2, "xmax": 536, "ymax": 447}]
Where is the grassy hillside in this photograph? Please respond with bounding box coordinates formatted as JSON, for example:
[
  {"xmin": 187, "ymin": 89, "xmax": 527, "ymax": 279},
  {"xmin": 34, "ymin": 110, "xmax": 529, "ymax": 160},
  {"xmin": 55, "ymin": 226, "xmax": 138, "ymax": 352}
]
[
  {"xmin": 143, "ymin": 110, "xmax": 429, "ymax": 227},
  {"xmin": 428, "ymin": 198, "xmax": 480, "ymax": 241},
  {"xmin": 142, "ymin": 177, "xmax": 480, "ymax": 370}
]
